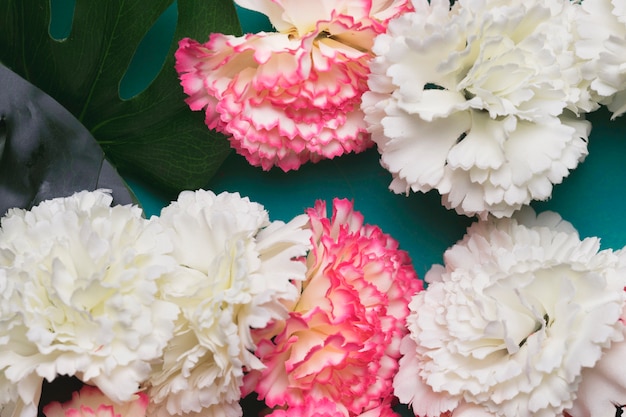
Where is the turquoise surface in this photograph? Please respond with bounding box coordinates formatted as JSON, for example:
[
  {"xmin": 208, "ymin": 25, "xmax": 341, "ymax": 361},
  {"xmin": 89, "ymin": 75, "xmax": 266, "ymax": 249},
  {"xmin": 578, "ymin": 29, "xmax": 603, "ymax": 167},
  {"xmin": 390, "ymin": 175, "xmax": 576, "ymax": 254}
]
[{"xmin": 120, "ymin": 3, "xmax": 626, "ymax": 281}]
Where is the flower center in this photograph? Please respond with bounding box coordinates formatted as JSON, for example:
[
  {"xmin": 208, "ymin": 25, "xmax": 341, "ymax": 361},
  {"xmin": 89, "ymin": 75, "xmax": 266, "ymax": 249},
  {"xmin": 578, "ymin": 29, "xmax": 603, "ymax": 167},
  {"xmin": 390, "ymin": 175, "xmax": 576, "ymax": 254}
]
[
  {"xmin": 315, "ymin": 30, "xmax": 331, "ymax": 41},
  {"xmin": 518, "ymin": 313, "xmax": 550, "ymax": 348}
]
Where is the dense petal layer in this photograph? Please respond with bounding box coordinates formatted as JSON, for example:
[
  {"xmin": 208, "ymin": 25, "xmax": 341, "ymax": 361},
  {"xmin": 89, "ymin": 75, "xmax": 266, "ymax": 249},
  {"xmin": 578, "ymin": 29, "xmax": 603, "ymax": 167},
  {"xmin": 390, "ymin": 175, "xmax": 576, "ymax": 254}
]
[
  {"xmin": 146, "ymin": 190, "xmax": 311, "ymax": 417},
  {"xmin": 176, "ymin": 0, "xmax": 412, "ymax": 171},
  {"xmin": 362, "ymin": 0, "xmax": 594, "ymax": 218},
  {"xmin": 576, "ymin": 0, "xmax": 626, "ymax": 118},
  {"xmin": 246, "ymin": 199, "xmax": 422, "ymax": 416},
  {"xmin": 0, "ymin": 191, "xmax": 178, "ymax": 417},
  {"xmin": 396, "ymin": 208, "xmax": 626, "ymax": 417},
  {"xmin": 566, "ymin": 302, "xmax": 626, "ymax": 417}
]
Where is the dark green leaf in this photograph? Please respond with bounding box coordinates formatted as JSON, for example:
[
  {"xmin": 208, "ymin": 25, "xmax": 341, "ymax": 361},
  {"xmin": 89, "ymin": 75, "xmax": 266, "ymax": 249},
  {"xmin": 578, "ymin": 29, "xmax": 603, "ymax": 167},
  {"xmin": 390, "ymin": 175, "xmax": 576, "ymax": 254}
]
[
  {"xmin": 0, "ymin": 63, "xmax": 133, "ymax": 215},
  {"xmin": 0, "ymin": 0, "xmax": 241, "ymax": 194}
]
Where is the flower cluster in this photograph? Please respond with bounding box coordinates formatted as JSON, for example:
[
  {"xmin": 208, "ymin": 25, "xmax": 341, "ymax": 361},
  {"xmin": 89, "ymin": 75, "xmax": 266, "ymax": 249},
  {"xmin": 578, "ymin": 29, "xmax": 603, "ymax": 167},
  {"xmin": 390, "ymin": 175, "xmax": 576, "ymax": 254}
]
[
  {"xmin": 175, "ymin": 0, "xmax": 411, "ymax": 171},
  {"xmin": 0, "ymin": 190, "xmax": 313, "ymax": 417},
  {"xmin": 181, "ymin": 0, "xmax": 626, "ymax": 220},
  {"xmin": 9, "ymin": 1, "xmax": 626, "ymax": 417},
  {"xmin": 0, "ymin": 191, "xmax": 422, "ymax": 417}
]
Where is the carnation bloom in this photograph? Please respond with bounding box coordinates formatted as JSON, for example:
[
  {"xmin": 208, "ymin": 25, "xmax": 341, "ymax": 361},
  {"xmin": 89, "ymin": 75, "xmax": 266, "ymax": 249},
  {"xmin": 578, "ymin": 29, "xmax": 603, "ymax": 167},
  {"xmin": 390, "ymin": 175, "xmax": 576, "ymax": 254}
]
[
  {"xmin": 395, "ymin": 208, "xmax": 626, "ymax": 417},
  {"xmin": 146, "ymin": 190, "xmax": 312, "ymax": 417},
  {"xmin": 175, "ymin": 0, "xmax": 412, "ymax": 171},
  {"xmin": 0, "ymin": 191, "xmax": 179, "ymax": 417},
  {"xmin": 43, "ymin": 386, "xmax": 148, "ymax": 417},
  {"xmin": 245, "ymin": 199, "xmax": 422, "ymax": 416},
  {"xmin": 576, "ymin": 0, "xmax": 626, "ymax": 118},
  {"xmin": 362, "ymin": 0, "xmax": 594, "ymax": 219}
]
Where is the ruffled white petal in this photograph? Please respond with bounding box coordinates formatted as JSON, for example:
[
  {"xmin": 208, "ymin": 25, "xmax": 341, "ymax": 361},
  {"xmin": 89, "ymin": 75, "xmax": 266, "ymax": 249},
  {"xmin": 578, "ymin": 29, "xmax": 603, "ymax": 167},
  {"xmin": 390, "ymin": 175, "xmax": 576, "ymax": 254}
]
[
  {"xmin": 567, "ymin": 300, "xmax": 626, "ymax": 417},
  {"xmin": 0, "ymin": 190, "xmax": 179, "ymax": 417},
  {"xmin": 576, "ymin": 0, "xmax": 626, "ymax": 118},
  {"xmin": 397, "ymin": 208, "xmax": 626, "ymax": 417},
  {"xmin": 146, "ymin": 190, "xmax": 311, "ymax": 417},
  {"xmin": 362, "ymin": 0, "xmax": 595, "ymax": 219}
]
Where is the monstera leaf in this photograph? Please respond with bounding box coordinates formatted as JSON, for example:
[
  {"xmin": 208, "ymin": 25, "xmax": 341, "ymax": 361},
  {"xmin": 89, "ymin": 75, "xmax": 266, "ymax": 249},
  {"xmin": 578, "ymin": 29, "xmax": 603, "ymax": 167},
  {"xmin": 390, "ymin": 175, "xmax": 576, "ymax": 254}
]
[
  {"xmin": 0, "ymin": 63, "xmax": 133, "ymax": 215},
  {"xmin": 0, "ymin": 0, "xmax": 241, "ymax": 195}
]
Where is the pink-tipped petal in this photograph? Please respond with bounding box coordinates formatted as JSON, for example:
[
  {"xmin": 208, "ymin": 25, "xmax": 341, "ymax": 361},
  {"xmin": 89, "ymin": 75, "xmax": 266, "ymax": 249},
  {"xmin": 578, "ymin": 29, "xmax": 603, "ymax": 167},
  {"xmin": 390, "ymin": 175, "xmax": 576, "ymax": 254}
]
[
  {"xmin": 176, "ymin": 0, "xmax": 412, "ymax": 171},
  {"xmin": 245, "ymin": 199, "xmax": 422, "ymax": 416}
]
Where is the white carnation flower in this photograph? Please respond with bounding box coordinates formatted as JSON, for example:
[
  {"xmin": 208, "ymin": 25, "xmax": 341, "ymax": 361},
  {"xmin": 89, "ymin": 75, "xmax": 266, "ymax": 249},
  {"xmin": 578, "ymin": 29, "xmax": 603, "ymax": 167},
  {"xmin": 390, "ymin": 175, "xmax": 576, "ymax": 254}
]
[
  {"xmin": 395, "ymin": 208, "xmax": 626, "ymax": 417},
  {"xmin": 146, "ymin": 190, "xmax": 312, "ymax": 417},
  {"xmin": 0, "ymin": 190, "xmax": 180, "ymax": 417},
  {"xmin": 576, "ymin": 0, "xmax": 626, "ymax": 118},
  {"xmin": 362, "ymin": 0, "xmax": 594, "ymax": 219}
]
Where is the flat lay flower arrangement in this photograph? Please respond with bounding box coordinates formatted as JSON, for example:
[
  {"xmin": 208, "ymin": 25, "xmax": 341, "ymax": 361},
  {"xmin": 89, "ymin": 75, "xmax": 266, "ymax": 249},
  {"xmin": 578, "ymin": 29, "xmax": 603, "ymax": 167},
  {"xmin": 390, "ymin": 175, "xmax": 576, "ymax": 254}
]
[{"xmin": 2, "ymin": 1, "xmax": 626, "ymax": 417}]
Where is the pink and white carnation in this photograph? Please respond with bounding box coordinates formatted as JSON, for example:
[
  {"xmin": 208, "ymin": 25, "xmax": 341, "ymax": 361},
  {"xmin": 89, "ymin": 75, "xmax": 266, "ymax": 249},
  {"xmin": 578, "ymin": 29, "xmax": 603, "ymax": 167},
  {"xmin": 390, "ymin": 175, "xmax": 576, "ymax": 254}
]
[
  {"xmin": 175, "ymin": 0, "xmax": 412, "ymax": 172},
  {"xmin": 0, "ymin": 191, "xmax": 179, "ymax": 417},
  {"xmin": 145, "ymin": 190, "xmax": 312, "ymax": 417},
  {"xmin": 362, "ymin": 0, "xmax": 594, "ymax": 219},
  {"xmin": 576, "ymin": 0, "xmax": 626, "ymax": 118},
  {"xmin": 43, "ymin": 386, "xmax": 148, "ymax": 417},
  {"xmin": 244, "ymin": 198, "xmax": 422, "ymax": 417},
  {"xmin": 395, "ymin": 208, "xmax": 626, "ymax": 417}
]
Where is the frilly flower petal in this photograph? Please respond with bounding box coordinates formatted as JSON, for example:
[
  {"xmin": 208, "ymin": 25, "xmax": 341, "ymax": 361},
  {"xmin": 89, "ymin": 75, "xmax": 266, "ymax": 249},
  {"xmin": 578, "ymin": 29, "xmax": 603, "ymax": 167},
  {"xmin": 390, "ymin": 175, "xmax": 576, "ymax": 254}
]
[
  {"xmin": 451, "ymin": 403, "xmax": 497, "ymax": 417},
  {"xmin": 394, "ymin": 336, "xmax": 459, "ymax": 416},
  {"xmin": 264, "ymin": 397, "xmax": 346, "ymax": 417},
  {"xmin": 145, "ymin": 190, "xmax": 312, "ymax": 417},
  {"xmin": 362, "ymin": 0, "xmax": 595, "ymax": 219},
  {"xmin": 566, "ymin": 300, "xmax": 626, "ymax": 417},
  {"xmin": 175, "ymin": 0, "xmax": 412, "ymax": 171},
  {"xmin": 397, "ymin": 208, "xmax": 626, "ymax": 417},
  {"xmin": 576, "ymin": 0, "xmax": 626, "ymax": 118},
  {"xmin": 42, "ymin": 386, "xmax": 148, "ymax": 417},
  {"xmin": 245, "ymin": 199, "xmax": 422, "ymax": 416},
  {"xmin": 0, "ymin": 191, "xmax": 179, "ymax": 417}
]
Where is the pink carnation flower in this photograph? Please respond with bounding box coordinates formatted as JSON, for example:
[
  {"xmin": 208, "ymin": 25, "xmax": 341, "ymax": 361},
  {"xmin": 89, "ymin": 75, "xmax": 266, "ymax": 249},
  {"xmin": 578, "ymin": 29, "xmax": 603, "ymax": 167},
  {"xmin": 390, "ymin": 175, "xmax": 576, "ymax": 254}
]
[
  {"xmin": 244, "ymin": 199, "xmax": 422, "ymax": 416},
  {"xmin": 43, "ymin": 386, "xmax": 148, "ymax": 417},
  {"xmin": 175, "ymin": 0, "xmax": 412, "ymax": 171}
]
